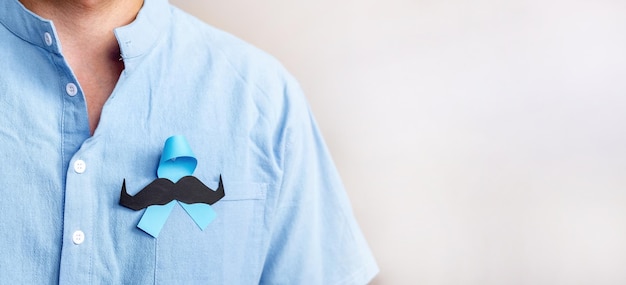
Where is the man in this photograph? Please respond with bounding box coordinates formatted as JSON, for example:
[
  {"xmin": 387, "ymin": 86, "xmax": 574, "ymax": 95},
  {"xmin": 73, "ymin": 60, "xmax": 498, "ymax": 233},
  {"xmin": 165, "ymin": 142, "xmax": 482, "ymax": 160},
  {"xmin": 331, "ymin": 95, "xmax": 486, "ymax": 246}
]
[{"xmin": 0, "ymin": 0, "xmax": 378, "ymax": 284}]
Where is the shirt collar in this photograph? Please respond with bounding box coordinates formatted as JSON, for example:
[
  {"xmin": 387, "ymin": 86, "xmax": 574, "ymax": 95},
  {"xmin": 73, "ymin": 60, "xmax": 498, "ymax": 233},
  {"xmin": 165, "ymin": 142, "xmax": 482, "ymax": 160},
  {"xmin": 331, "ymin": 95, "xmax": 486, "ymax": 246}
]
[
  {"xmin": 0, "ymin": 0, "xmax": 60, "ymax": 54},
  {"xmin": 115, "ymin": 0, "xmax": 171, "ymax": 60},
  {"xmin": 0, "ymin": 0, "xmax": 170, "ymax": 59}
]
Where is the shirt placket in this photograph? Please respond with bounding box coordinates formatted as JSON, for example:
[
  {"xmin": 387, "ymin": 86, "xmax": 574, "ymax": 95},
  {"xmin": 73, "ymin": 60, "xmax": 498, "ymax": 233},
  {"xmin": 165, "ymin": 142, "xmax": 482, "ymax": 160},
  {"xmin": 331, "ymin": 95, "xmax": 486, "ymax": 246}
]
[{"xmin": 41, "ymin": 24, "xmax": 94, "ymax": 284}]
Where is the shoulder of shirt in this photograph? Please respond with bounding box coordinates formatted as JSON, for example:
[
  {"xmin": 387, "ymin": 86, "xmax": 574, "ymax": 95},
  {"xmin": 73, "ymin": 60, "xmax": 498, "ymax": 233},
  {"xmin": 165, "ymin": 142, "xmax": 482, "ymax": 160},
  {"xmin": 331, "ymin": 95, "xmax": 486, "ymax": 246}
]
[
  {"xmin": 167, "ymin": 5, "xmax": 301, "ymax": 95},
  {"xmin": 164, "ymin": 5, "xmax": 308, "ymax": 129}
]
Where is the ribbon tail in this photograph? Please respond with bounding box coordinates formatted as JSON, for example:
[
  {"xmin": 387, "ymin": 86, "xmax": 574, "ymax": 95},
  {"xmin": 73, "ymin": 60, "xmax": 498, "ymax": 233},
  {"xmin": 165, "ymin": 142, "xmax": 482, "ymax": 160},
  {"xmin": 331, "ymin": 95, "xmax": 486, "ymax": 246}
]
[
  {"xmin": 178, "ymin": 202, "xmax": 217, "ymax": 230},
  {"xmin": 137, "ymin": 201, "xmax": 177, "ymax": 238}
]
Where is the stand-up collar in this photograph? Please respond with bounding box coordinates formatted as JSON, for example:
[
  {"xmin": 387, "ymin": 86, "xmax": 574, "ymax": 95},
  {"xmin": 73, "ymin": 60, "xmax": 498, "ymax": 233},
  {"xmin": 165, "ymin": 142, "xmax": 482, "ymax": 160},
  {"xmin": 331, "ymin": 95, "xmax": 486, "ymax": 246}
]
[
  {"xmin": 0, "ymin": 0, "xmax": 171, "ymax": 60},
  {"xmin": 115, "ymin": 0, "xmax": 171, "ymax": 60},
  {"xmin": 0, "ymin": 0, "xmax": 60, "ymax": 54}
]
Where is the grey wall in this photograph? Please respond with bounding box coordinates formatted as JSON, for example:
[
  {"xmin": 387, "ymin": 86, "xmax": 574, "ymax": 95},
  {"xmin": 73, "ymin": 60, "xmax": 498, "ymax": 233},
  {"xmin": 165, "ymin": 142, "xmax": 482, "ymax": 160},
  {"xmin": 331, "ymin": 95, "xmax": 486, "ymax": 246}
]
[{"xmin": 170, "ymin": 0, "xmax": 626, "ymax": 284}]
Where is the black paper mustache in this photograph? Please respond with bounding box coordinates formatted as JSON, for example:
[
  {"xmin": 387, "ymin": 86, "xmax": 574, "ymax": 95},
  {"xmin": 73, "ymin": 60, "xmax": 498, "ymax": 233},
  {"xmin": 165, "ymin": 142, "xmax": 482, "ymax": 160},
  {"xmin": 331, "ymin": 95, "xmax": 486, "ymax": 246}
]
[{"xmin": 119, "ymin": 175, "xmax": 225, "ymax": 211}]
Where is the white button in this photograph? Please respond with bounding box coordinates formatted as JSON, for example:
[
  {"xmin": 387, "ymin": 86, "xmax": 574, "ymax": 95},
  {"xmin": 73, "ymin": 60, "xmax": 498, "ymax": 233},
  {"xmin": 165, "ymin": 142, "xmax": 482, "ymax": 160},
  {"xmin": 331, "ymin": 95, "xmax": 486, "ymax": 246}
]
[
  {"xmin": 72, "ymin": 230, "xmax": 85, "ymax": 245},
  {"xmin": 66, "ymin": 83, "xmax": 78, "ymax": 96},
  {"xmin": 44, "ymin": 32, "xmax": 53, "ymax": 46},
  {"xmin": 73, "ymin": 160, "xmax": 86, "ymax": 174}
]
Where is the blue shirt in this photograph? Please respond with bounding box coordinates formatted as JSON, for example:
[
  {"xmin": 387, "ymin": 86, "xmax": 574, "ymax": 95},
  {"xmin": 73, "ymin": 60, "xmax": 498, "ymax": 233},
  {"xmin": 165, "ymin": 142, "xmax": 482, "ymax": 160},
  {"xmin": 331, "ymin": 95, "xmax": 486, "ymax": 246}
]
[{"xmin": 0, "ymin": 0, "xmax": 378, "ymax": 283}]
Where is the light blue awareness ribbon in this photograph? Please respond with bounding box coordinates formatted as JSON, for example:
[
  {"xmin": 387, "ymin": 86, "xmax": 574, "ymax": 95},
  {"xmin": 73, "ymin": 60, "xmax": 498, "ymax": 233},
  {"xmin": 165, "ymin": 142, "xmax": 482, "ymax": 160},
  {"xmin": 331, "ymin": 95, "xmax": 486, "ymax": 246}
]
[{"xmin": 137, "ymin": 135, "xmax": 217, "ymax": 238}]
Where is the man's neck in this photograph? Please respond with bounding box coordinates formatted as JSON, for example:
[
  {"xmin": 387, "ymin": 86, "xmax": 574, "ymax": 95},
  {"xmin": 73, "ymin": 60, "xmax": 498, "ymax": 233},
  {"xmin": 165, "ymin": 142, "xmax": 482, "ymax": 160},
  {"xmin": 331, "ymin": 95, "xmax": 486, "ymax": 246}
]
[
  {"xmin": 19, "ymin": 0, "xmax": 143, "ymax": 38},
  {"xmin": 19, "ymin": 0, "xmax": 144, "ymax": 135}
]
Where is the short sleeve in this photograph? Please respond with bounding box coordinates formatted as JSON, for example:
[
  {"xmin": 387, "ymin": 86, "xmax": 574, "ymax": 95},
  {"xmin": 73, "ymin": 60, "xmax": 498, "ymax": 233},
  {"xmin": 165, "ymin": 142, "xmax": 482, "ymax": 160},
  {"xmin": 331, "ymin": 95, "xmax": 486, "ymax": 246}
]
[{"xmin": 260, "ymin": 77, "xmax": 379, "ymax": 284}]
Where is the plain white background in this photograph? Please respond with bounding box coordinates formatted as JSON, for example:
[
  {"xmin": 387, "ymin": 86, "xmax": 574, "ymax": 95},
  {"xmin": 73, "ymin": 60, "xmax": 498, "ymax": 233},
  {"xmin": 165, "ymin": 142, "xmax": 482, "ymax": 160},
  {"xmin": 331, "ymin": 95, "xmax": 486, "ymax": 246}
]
[{"xmin": 171, "ymin": 0, "xmax": 626, "ymax": 284}]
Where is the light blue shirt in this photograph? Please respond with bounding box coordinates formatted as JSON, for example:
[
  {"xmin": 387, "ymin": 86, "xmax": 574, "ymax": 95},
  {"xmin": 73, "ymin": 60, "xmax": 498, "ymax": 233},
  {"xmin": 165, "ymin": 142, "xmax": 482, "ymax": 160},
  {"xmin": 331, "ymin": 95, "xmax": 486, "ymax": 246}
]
[{"xmin": 0, "ymin": 0, "xmax": 378, "ymax": 283}]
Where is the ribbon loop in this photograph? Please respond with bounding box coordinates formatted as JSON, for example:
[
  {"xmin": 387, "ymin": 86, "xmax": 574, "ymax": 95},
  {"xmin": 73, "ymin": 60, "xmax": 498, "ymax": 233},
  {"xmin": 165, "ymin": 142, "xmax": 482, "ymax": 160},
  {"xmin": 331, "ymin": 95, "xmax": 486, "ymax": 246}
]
[{"xmin": 157, "ymin": 135, "xmax": 197, "ymax": 182}]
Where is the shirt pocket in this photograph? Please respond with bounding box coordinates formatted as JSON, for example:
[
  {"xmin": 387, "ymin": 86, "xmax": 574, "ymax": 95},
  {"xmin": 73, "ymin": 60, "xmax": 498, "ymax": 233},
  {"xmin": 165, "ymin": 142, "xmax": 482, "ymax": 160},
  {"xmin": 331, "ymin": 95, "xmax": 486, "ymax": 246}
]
[{"xmin": 154, "ymin": 181, "xmax": 268, "ymax": 284}]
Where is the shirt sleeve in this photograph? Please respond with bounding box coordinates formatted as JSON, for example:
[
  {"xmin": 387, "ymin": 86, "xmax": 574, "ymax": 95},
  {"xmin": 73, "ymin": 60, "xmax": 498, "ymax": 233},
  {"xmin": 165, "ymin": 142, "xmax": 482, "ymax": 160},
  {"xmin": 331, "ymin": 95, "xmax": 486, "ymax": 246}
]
[{"xmin": 259, "ymin": 76, "xmax": 379, "ymax": 284}]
